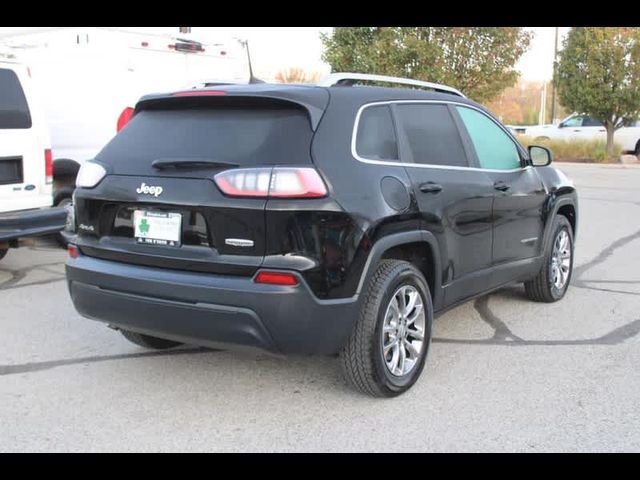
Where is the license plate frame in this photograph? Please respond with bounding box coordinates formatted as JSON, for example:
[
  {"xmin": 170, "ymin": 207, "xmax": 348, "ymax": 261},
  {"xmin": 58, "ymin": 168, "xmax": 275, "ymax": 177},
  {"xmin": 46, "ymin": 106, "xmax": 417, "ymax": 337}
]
[{"xmin": 133, "ymin": 210, "xmax": 182, "ymax": 248}]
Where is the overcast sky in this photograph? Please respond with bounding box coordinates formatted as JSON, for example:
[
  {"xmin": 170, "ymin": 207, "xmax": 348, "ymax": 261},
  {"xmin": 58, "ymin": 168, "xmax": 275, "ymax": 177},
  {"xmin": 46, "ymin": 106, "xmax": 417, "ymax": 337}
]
[{"xmin": 1, "ymin": 27, "xmax": 569, "ymax": 82}]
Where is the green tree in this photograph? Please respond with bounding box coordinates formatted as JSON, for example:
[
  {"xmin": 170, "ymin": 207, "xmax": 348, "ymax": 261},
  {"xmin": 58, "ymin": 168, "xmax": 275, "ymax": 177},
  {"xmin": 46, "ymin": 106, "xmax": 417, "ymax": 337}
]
[
  {"xmin": 555, "ymin": 27, "xmax": 640, "ymax": 157},
  {"xmin": 321, "ymin": 27, "xmax": 532, "ymax": 103}
]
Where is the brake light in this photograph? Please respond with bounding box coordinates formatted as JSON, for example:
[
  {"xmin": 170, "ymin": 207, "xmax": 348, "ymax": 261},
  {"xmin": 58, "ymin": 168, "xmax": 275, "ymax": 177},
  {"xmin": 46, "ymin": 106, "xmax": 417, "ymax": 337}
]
[
  {"xmin": 255, "ymin": 271, "xmax": 299, "ymax": 286},
  {"xmin": 172, "ymin": 90, "xmax": 227, "ymax": 97},
  {"xmin": 214, "ymin": 167, "xmax": 327, "ymax": 199},
  {"xmin": 117, "ymin": 107, "xmax": 134, "ymax": 132},
  {"xmin": 45, "ymin": 149, "xmax": 53, "ymax": 184},
  {"xmin": 67, "ymin": 245, "xmax": 79, "ymax": 259}
]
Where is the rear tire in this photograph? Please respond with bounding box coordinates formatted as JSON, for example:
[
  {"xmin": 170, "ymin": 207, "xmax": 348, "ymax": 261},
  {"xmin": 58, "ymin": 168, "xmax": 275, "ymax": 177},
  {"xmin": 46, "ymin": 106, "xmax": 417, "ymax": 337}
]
[
  {"xmin": 0, "ymin": 248, "xmax": 7, "ymax": 261},
  {"xmin": 54, "ymin": 195, "xmax": 73, "ymax": 248},
  {"xmin": 340, "ymin": 260, "xmax": 433, "ymax": 397},
  {"xmin": 120, "ymin": 329, "xmax": 182, "ymax": 350},
  {"xmin": 524, "ymin": 216, "xmax": 574, "ymax": 302},
  {"xmin": 634, "ymin": 140, "xmax": 640, "ymax": 156}
]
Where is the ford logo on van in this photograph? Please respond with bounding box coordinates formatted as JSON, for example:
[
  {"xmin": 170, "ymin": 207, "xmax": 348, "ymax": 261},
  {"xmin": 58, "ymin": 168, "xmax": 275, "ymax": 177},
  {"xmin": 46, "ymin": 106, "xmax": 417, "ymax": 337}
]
[{"xmin": 136, "ymin": 183, "xmax": 163, "ymax": 197}]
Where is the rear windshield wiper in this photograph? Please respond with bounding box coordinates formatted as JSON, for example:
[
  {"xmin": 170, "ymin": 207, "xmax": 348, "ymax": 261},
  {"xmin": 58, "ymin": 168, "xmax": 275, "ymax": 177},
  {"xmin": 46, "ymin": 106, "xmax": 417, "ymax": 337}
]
[{"xmin": 152, "ymin": 159, "xmax": 239, "ymax": 170}]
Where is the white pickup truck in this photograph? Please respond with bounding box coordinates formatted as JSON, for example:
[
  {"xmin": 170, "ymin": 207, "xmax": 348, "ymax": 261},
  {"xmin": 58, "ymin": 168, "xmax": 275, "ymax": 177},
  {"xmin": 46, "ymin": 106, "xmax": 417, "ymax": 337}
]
[
  {"xmin": 524, "ymin": 113, "xmax": 640, "ymax": 155},
  {"xmin": 0, "ymin": 58, "xmax": 67, "ymax": 260}
]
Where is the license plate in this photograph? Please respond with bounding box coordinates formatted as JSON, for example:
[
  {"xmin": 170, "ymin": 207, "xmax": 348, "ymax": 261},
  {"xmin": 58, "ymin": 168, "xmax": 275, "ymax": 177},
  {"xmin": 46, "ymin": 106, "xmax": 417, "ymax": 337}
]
[{"xmin": 133, "ymin": 210, "xmax": 182, "ymax": 247}]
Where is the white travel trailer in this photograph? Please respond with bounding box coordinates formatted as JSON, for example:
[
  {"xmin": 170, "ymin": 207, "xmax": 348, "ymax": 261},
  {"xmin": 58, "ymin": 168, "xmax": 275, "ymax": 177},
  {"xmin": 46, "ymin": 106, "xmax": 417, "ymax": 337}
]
[{"xmin": 1, "ymin": 27, "xmax": 249, "ymax": 216}]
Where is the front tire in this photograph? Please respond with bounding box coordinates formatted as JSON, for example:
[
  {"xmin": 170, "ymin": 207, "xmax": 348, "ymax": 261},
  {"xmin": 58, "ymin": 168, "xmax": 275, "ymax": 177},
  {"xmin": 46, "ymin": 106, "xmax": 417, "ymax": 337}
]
[
  {"xmin": 120, "ymin": 329, "xmax": 182, "ymax": 350},
  {"xmin": 340, "ymin": 260, "xmax": 433, "ymax": 397},
  {"xmin": 525, "ymin": 216, "xmax": 574, "ymax": 302}
]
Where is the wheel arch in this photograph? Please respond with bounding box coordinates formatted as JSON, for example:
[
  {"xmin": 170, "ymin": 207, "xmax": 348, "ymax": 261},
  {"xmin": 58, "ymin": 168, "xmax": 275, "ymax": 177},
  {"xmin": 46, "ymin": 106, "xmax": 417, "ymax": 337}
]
[
  {"xmin": 543, "ymin": 197, "xmax": 578, "ymax": 252},
  {"xmin": 356, "ymin": 231, "xmax": 443, "ymax": 309}
]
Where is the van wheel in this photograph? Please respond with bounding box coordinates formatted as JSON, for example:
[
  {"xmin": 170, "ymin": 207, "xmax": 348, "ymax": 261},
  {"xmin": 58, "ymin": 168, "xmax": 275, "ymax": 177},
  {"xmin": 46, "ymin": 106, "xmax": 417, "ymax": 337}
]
[
  {"xmin": 0, "ymin": 248, "xmax": 7, "ymax": 261},
  {"xmin": 54, "ymin": 195, "xmax": 74, "ymax": 248},
  {"xmin": 340, "ymin": 260, "xmax": 433, "ymax": 397},
  {"xmin": 120, "ymin": 329, "xmax": 182, "ymax": 350},
  {"xmin": 525, "ymin": 216, "xmax": 574, "ymax": 302}
]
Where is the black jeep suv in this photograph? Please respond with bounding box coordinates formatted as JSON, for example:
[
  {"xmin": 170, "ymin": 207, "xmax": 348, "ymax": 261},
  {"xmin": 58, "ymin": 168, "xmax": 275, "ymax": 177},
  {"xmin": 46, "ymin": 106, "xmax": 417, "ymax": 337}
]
[{"xmin": 66, "ymin": 73, "xmax": 577, "ymax": 397}]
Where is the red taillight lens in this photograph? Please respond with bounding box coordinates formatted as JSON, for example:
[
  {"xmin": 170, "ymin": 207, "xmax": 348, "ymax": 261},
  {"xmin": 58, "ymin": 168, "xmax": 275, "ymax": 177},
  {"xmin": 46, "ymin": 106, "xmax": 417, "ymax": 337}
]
[
  {"xmin": 214, "ymin": 167, "xmax": 327, "ymax": 199},
  {"xmin": 67, "ymin": 245, "xmax": 79, "ymax": 259},
  {"xmin": 254, "ymin": 271, "xmax": 299, "ymax": 286},
  {"xmin": 117, "ymin": 107, "xmax": 134, "ymax": 132},
  {"xmin": 45, "ymin": 149, "xmax": 53, "ymax": 184}
]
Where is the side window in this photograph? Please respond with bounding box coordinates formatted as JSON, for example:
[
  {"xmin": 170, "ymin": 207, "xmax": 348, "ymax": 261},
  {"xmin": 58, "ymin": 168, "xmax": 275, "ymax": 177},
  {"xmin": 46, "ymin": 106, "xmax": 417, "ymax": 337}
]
[
  {"xmin": 395, "ymin": 104, "xmax": 468, "ymax": 167},
  {"xmin": 562, "ymin": 116, "xmax": 583, "ymax": 128},
  {"xmin": 355, "ymin": 105, "xmax": 398, "ymax": 161},
  {"xmin": 0, "ymin": 68, "xmax": 32, "ymax": 129},
  {"xmin": 582, "ymin": 116, "xmax": 603, "ymax": 127},
  {"xmin": 456, "ymin": 106, "xmax": 522, "ymax": 170}
]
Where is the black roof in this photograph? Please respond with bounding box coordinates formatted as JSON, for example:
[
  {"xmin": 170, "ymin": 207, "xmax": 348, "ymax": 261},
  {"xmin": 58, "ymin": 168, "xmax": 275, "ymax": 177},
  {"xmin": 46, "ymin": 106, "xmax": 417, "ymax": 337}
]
[{"xmin": 137, "ymin": 83, "xmax": 482, "ymax": 130}]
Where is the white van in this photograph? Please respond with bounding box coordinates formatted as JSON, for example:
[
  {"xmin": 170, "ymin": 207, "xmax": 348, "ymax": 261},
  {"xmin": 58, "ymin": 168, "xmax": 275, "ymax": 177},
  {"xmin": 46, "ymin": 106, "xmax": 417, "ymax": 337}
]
[
  {"xmin": 0, "ymin": 57, "xmax": 66, "ymax": 260},
  {"xmin": 2, "ymin": 28, "xmax": 248, "ymax": 226}
]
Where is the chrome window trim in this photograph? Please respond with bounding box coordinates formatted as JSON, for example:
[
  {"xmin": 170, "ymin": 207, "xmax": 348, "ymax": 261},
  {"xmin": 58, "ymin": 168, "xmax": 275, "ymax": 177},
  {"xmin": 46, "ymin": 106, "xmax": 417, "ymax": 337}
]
[{"xmin": 351, "ymin": 100, "xmax": 531, "ymax": 174}]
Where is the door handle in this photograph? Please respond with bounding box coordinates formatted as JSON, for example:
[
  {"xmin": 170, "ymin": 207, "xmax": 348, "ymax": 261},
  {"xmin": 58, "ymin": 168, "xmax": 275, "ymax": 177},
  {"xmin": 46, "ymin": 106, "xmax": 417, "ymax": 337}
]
[
  {"xmin": 419, "ymin": 182, "xmax": 443, "ymax": 193},
  {"xmin": 493, "ymin": 181, "xmax": 510, "ymax": 192}
]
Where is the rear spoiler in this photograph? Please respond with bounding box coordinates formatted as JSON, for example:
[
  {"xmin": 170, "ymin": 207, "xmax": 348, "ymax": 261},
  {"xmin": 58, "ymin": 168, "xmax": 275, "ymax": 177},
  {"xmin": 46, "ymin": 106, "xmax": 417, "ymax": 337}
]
[{"xmin": 135, "ymin": 87, "xmax": 330, "ymax": 131}]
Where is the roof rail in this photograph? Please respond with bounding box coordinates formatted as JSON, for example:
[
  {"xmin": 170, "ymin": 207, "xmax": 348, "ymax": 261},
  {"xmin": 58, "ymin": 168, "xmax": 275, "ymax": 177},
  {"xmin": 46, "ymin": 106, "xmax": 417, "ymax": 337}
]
[{"xmin": 318, "ymin": 72, "xmax": 465, "ymax": 98}]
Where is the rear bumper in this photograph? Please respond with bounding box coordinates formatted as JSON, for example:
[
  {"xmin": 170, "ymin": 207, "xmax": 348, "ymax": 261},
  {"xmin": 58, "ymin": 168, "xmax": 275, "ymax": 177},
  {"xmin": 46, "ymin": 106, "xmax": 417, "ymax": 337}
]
[
  {"xmin": 0, "ymin": 207, "xmax": 67, "ymax": 243},
  {"xmin": 66, "ymin": 254, "xmax": 360, "ymax": 355}
]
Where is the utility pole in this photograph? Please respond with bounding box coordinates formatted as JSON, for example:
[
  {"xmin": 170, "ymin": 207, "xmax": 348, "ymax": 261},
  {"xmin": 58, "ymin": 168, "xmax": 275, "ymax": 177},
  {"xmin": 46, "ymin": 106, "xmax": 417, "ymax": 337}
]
[
  {"xmin": 237, "ymin": 38, "xmax": 264, "ymax": 84},
  {"xmin": 539, "ymin": 81, "xmax": 547, "ymax": 125},
  {"xmin": 550, "ymin": 27, "xmax": 559, "ymax": 124}
]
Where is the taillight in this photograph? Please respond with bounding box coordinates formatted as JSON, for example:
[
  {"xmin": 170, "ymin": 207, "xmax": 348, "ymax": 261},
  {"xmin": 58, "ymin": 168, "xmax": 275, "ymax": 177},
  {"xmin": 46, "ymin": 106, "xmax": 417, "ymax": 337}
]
[
  {"xmin": 214, "ymin": 167, "xmax": 327, "ymax": 199},
  {"xmin": 67, "ymin": 245, "xmax": 79, "ymax": 259},
  {"xmin": 117, "ymin": 106, "xmax": 134, "ymax": 132},
  {"xmin": 45, "ymin": 149, "xmax": 53, "ymax": 184},
  {"xmin": 254, "ymin": 271, "xmax": 299, "ymax": 286}
]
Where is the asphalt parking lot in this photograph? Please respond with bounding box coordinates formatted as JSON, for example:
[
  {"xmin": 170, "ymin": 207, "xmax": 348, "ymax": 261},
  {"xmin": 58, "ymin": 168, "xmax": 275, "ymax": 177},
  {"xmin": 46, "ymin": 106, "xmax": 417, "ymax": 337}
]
[{"xmin": 1, "ymin": 162, "xmax": 639, "ymax": 452}]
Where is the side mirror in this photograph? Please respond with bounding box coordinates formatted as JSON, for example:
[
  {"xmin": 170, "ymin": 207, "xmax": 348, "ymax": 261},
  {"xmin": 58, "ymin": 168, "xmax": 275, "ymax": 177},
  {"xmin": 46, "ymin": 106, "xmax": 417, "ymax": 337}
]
[
  {"xmin": 529, "ymin": 145, "xmax": 553, "ymax": 167},
  {"xmin": 557, "ymin": 122, "xmax": 565, "ymax": 129}
]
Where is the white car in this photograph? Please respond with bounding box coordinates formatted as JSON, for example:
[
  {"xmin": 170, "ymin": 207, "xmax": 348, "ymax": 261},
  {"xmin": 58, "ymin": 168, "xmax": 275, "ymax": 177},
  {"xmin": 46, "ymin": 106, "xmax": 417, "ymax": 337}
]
[
  {"xmin": 0, "ymin": 57, "xmax": 67, "ymax": 260},
  {"xmin": 525, "ymin": 113, "xmax": 640, "ymax": 154}
]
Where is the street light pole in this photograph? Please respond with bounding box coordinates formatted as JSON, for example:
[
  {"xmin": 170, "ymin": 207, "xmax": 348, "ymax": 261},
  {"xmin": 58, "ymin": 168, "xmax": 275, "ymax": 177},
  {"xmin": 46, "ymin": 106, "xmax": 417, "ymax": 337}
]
[{"xmin": 550, "ymin": 27, "xmax": 559, "ymax": 124}]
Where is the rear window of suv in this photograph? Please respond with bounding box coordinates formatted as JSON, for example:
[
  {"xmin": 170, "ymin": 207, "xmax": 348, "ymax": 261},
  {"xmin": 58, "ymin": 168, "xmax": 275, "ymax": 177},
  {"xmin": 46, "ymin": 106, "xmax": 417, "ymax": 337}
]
[
  {"xmin": 355, "ymin": 105, "xmax": 399, "ymax": 161},
  {"xmin": 98, "ymin": 101, "xmax": 314, "ymax": 167},
  {"xmin": 0, "ymin": 68, "xmax": 32, "ymax": 129}
]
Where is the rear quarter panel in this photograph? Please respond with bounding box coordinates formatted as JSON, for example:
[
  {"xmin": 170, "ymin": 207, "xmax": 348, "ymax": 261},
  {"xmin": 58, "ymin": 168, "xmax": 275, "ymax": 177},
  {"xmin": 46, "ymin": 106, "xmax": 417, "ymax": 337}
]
[{"xmin": 305, "ymin": 90, "xmax": 421, "ymax": 300}]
